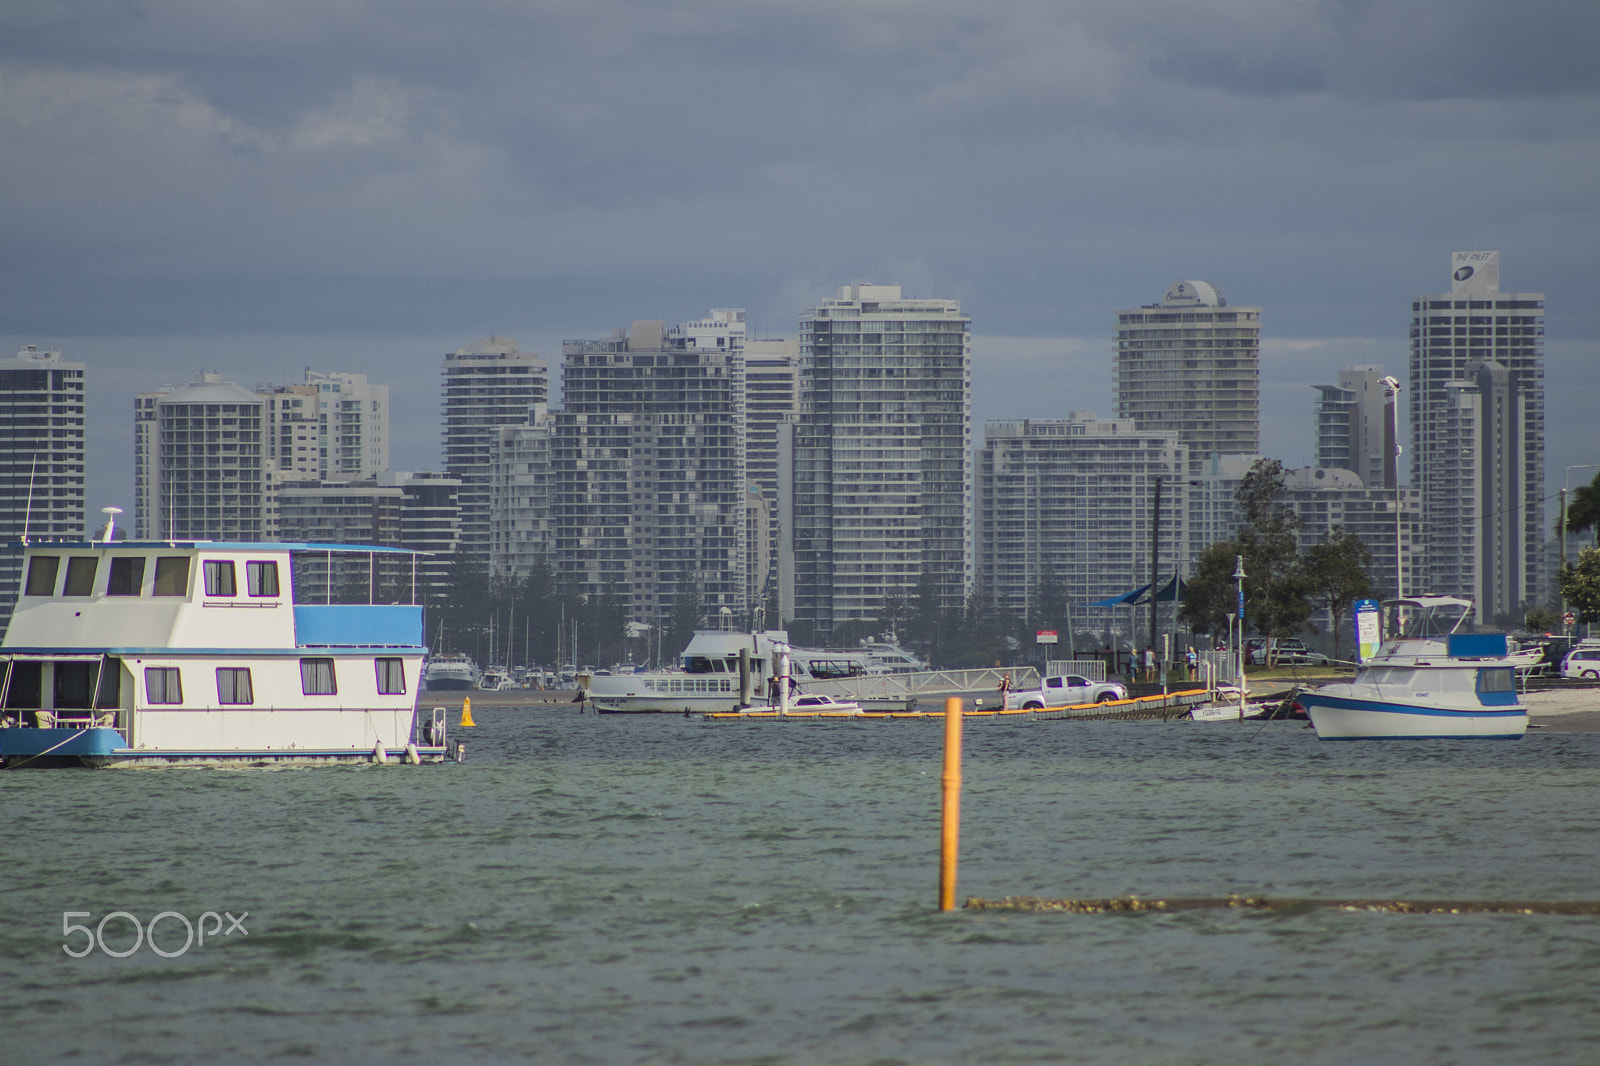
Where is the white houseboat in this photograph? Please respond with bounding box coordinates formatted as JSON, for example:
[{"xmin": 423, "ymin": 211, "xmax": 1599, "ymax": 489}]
[{"xmin": 0, "ymin": 536, "xmax": 452, "ymax": 767}]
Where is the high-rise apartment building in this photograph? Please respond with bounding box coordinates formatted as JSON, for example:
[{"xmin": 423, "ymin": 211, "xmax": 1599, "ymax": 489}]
[
  {"xmin": 744, "ymin": 336, "xmax": 801, "ymax": 610},
  {"xmin": 1312, "ymin": 367, "xmax": 1397, "ymax": 490},
  {"xmin": 791, "ymin": 284, "xmax": 971, "ymax": 635},
  {"xmin": 441, "ymin": 338, "xmax": 549, "ymax": 576},
  {"xmin": 263, "ymin": 370, "xmax": 389, "ymax": 482},
  {"xmin": 1114, "ymin": 281, "xmax": 1261, "ymax": 475},
  {"xmin": 133, "ymin": 373, "xmax": 266, "ymax": 542},
  {"xmin": 488, "ymin": 405, "xmax": 555, "ymax": 580},
  {"xmin": 977, "ymin": 415, "xmax": 1187, "ymax": 629},
  {"xmin": 554, "ymin": 320, "xmax": 747, "ymax": 626},
  {"xmin": 1281, "ymin": 466, "xmax": 1422, "ymax": 606},
  {"xmin": 1410, "ymin": 252, "xmax": 1545, "ymax": 622},
  {"xmin": 1, "ymin": 346, "xmax": 87, "ymax": 636},
  {"xmin": 378, "ymin": 470, "xmax": 462, "ymax": 609}
]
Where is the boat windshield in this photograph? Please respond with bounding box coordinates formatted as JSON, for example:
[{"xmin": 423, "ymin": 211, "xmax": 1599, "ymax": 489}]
[{"xmin": 1383, "ymin": 599, "xmax": 1471, "ymax": 640}]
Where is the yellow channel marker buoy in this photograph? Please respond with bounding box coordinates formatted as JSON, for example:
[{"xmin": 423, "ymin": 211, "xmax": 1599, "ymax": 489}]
[{"xmin": 460, "ymin": 696, "xmax": 476, "ymax": 727}]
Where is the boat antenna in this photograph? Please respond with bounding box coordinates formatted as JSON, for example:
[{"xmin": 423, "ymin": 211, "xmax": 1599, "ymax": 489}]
[
  {"xmin": 21, "ymin": 457, "xmax": 36, "ymax": 545},
  {"xmin": 100, "ymin": 506, "xmax": 123, "ymax": 544}
]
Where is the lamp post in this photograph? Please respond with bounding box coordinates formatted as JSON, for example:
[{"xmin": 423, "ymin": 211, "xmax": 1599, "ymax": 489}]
[
  {"xmin": 1561, "ymin": 464, "xmax": 1600, "ymax": 624},
  {"xmin": 1380, "ymin": 376, "xmax": 1404, "ymax": 599}
]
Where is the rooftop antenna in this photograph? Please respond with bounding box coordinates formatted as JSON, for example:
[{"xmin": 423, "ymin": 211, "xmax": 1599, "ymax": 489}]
[{"xmin": 100, "ymin": 506, "xmax": 123, "ymax": 544}]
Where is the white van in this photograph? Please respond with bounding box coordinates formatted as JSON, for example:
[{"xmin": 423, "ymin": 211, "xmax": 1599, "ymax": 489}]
[{"xmin": 1560, "ymin": 647, "xmax": 1600, "ymax": 679}]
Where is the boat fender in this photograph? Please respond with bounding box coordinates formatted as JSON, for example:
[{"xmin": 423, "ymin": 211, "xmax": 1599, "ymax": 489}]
[
  {"xmin": 372, "ymin": 741, "xmax": 389, "ymax": 765},
  {"xmin": 404, "ymin": 743, "xmax": 421, "ymax": 765}
]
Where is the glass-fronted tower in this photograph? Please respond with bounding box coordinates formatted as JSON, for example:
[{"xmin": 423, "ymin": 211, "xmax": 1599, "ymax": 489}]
[
  {"xmin": 1409, "ymin": 252, "xmax": 1545, "ymax": 623},
  {"xmin": 441, "ymin": 338, "xmax": 549, "ymax": 577},
  {"xmin": 1, "ymin": 346, "xmax": 86, "ymax": 637},
  {"xmin": 792, "ymin": 284, "xmax": 971, "ymax": 636},
  {"xmin": 1114, "ymin": 281, "xmax": 1261, "ymax": 476}
]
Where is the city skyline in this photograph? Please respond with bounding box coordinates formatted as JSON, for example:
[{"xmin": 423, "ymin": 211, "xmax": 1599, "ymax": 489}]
[
  {"xmin": 1, "ymin": 3, "xmax": 1595, "ymax": 528},
  {"xmin": 4, "ymin": 259, "xmax": 1586, "ymax": 550}
]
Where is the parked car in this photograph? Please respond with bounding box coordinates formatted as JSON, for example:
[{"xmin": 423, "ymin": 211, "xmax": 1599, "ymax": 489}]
[
  {"xmin": 1005, "ymin": 674, "xmax": 1128, "ymax": 710},
  {"xmin": 1560, "ymin": 647, "xmax": 1600, "ymax": 680},
  {"xmin": 1247, "ymin": 638, "xmax": 1330, "ymax": 666}
]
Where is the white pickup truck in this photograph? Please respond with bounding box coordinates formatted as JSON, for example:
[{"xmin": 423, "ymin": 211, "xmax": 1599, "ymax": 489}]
[{"xmin": 1004, "ymin": 673, "xmax": 1128, "ymax": 710}]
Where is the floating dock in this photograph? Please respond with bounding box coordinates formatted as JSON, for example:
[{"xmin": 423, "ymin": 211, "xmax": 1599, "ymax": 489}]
[{"xmin": 700, "ymin": 688, "xmax": 1241, "ymax": 722}]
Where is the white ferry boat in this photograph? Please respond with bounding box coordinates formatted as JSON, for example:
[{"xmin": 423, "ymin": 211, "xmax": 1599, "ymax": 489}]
[
  {"xmin": 583, "ymin": 630, "xmax": 901, "ymax": 714},
  {"xmin": 424, "ymin": 653, "xmax": 479, "ymax": 691},
  {"xmin": 0, "ymin": 535, "xmax": 452, "ymax": 767}
]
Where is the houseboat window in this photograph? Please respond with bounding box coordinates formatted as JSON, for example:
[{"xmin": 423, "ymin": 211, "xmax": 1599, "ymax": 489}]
[
  {"xmin": 300, "ymin": 658, "xmax": 337, "ymax": 696},
  {"xmin": 63, "ymin": 557, "xmax": 98, "ymax": 596},
  {"xmin": 24, "ymin": 555, "xmax": 60, "ymax": 596},
  {"xmin": 216, "ymin": 667, "xmax": 254, "ymax": 705},
  {"xmin": 375, "ymin": 658, "xmax": 406, "ymax": 695},
  {"xmin": 54, "ymin": 662, "xmax": 95, "ymax": 708},
  {"xmin": 145, "ymin": 667, "xmax": 183, "ymax": 705},
  {"xmin": 3, "ymin": 661, "xmax": 42, "ymax": 708},
  {"xmin": 247, "ymin": 560, "xmax": 279, "ymax": 597},
  {"xmin": 1478, "ymin": 667, "xmax": 1514, "ymax": 693},
  {"xmin": 107, "ymin": 557, "xmax": 146, "ymax": 596},
  {"xmin": 153, "ymin": 557, "xmax": 191, "ymax": 596},
  {"xmin": 204, "ymin": 560, "xmax": 237, "ymax": 596}
]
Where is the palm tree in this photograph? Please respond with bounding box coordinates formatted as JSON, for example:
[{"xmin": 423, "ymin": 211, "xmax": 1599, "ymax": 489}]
[{"xmin": 1562, "ymin": 470, "xmax": 1600, "ymax": 549}]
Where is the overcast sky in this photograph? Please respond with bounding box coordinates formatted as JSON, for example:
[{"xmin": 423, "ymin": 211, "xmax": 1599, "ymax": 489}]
[{"xmin": 3, "ymin": 0, "xmax": 1597, "ymax": 524}]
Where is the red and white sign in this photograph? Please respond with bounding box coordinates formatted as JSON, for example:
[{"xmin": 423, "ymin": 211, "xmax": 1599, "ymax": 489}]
[{"xmin": 1036, "ymin": 630, "xmax": 1058, "ymax": 644}]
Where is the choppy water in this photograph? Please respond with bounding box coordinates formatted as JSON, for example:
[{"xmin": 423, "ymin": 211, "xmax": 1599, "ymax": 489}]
[{"xmin": 4, "ymin": 708, "xmax": 1599, "ymax": 1064}]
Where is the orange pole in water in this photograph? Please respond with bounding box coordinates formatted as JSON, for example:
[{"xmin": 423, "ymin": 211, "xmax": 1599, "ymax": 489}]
[{"xmin": 939, "ymin": 696, "xmax": 963, "ymax": 911}]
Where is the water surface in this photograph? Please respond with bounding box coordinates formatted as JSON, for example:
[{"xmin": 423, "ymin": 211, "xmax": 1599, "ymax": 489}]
[{"xmin": 4, "ymin": 709, "xmax": 1598, "ymax": 1063}]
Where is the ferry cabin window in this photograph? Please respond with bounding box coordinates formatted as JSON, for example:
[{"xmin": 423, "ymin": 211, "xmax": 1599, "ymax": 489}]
[
  {"xmin": 24, "ymin": 555, "xmax": 60, "ymax": 596},
  {"xmin": 300, "ymin": 658, "xmax": 337, "ymax": 696},
  {"xmin": 107, "ymin": 557, "xmax": 146, "ymax": 596},
  {"xmin": 216, "ymin": 667, "xmax": 254, "ymax": 705},
  {"xmin": 153, "ymin": 557, "xmax": 191, "ymax": 596},
  {"xmin": 247, "ymin": 560, "xmax": 279, "ymax": 597},
  {"xmin": 375, "ymin": 658, "xmax": 406, "ymax": 695},
  {"xmin": 204, "ymin": 560, "xmax": 237, "ymax": 596},
  {"xmin": 63, "ymin": 557, "xmax": 98, "ymax": 596},
  {"xmin": 145, "ymin": 667, "xmax": 183, "ymax": 705}
]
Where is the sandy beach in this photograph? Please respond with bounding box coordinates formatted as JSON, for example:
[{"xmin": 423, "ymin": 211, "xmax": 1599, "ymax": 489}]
[{"xmin": 1526, "ymin": 688, "xmax": 1600, "ymax": 732}]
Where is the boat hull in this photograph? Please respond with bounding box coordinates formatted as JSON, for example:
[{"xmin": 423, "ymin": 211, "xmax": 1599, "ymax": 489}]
[
  {"xmin": 1299, "ymin": 693, "xmax": 1526, "ymax": 740},
  {"xmin": 0, "ymin": 727, "xmax": 451, "ymax": 767}
]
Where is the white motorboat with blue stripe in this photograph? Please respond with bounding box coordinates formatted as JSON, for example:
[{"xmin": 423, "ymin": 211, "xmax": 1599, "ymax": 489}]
[
  {"xmin": 0, "ymin": 531, "xmax": 453, "ymax": 767},
  {"xmin": 1299, "ymin": 632, "xmax": 1527, "ymax": 740}
]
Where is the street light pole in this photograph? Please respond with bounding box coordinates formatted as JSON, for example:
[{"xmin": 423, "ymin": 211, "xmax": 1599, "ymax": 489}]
[{"xmin": 1380, "ymin": 376, "xmax": 1404, "ymax": 599}]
